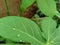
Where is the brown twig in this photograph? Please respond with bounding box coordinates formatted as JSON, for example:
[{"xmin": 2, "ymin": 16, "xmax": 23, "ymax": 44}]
[
  {"xmin": 31, "ymin": 17, "xmax": 45, "ymax": 21},
  {"xmin": 21, "ymin": 2, "xmax": 38, "ymax": 19}
]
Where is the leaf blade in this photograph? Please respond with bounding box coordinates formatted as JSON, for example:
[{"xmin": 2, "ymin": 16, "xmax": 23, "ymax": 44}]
[
  {"xmin": 0, "ymin": 16, "xmax": 44, "ymax": 45},
  {"xmin": 37, "ymin": 0, "xmax": 57, "ymax": 17}
]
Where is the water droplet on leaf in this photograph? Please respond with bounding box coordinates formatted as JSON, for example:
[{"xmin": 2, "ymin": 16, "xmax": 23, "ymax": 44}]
[
  {"xmin": 12, "ymin": 28, "xmax": 16, "ymax": 30},
  {"xmin": 17, "ymin": 34, "xmax": 20, "ymax": 37}
]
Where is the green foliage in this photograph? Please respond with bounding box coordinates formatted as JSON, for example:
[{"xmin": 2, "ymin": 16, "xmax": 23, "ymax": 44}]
[
  {"xmin": 5, "ymin": 0, "xmax": 10, "ymax": 16},
  {"xmin": 0, "ymin": 36, "xmax": 5, "ymax": 41},
  {"xmin": 55, "ymin": 11, "xmax": 60, "ymax": 18},
  {"xmin": 36, "ymin": 0, "xmax": 57, "ymax": 17},
  {"xmin": 20, "ymin": 0, "xmax": 60, "ymax": 18},
  {"xmin": 20, "ymin": 0, "xmax": 35, "ymax": 13},
  {"xmin": 0, "ymin": 0, "xmax": 60, "ymax": 45},
  {"xmin": 0, "ymin": 16, "xmax": 43, "ymax": 45},
  {"xmin": 0, "ymin": 44, "xmax": 22, "ymax": 45},
  {"xmin": 40, "ymin": 17, "xmax": 60, "ymax": 45},
  {"xmin": 0, "ymin": 16, "xmax": 60, "ymax": 45}
]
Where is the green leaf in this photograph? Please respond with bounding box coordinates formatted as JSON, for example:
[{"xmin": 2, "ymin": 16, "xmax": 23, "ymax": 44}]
[
  {"xmin": 0, "ymin": 16, "xmax": 60, "ymax": 45},
  {"xmin": 55, "ymin": 11, "xmax": 60, "ymax": 18},
  {"xmin": 0, "ymin": 16, "xmax": 45, "ymax": 45},
  {"xmin": 48, "ymin": 26, "xmax": 60, "ymax": 45},
  {"xmin": 20, "ymin": 0, "xmax": 35, "ymax": 13},
  {"xmin": 40, "ymin": 17, "xmax": 60, "ymax": 45},
  {"xmin": 40, "ymin": 17, "xmax": 57, "ymax": 39},
  {"xmin": 37, "ymin": 0, "xmax": 57, "ymax": 17},
  {"xmin": 0, "ymin": 44, "xmax": 24, "ymax": 45},
  {"xmin": 0, "ymin": 36, "xmax": 5, "ymax": 41}
]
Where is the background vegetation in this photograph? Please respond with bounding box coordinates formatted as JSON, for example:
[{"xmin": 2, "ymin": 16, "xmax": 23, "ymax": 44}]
[{"xmin": 0, "ymin": 0, "xmax": 60, "ymax": 45}]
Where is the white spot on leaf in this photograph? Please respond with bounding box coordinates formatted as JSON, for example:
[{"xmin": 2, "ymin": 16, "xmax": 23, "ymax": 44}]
[
  {"xmin": 17, "ymin": 34, "xmax": 20, "ymax": 37},
  {"xmin": 20, "ymin": 40, "xmax": 23, "ymax": 42},
  {"xmin": 12, "ymin": 28, "xmax": 16, "ymax": 30}
]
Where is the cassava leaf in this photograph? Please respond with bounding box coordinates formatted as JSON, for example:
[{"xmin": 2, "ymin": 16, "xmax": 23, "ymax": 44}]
[
  {"xmin": 37, "ymin": 0, "xmax": 57, "ymax": 17},
  {"xmin": 0, "ymin": 16, "xmax": 45, "ymax": 45},
  {"xmin": 20, "ymin": 0, "xmax": 35, "ymax": 12}
]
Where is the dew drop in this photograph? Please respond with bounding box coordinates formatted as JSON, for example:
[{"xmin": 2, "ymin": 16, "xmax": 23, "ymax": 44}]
[
  {"xmin": 20, "ymin": 40, "xmax": 23, "ymax": 42},
  {"xmin": 12, "ymin": 28, "xmax": 16, "ymax": 30},
  {"xmin": 17, "ymin": 34, "xmax": 20, "ymax": 37}
]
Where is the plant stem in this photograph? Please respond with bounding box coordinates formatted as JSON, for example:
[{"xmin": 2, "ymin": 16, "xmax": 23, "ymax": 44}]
[{"xmin": 5, "ymin": 0, "xmax": 10, "ymax": 16}]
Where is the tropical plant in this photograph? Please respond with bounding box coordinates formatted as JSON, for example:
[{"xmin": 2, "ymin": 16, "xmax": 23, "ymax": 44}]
[{"xmin": 0, "ymin": 0, "xmax": 60, "ymax": 45}]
